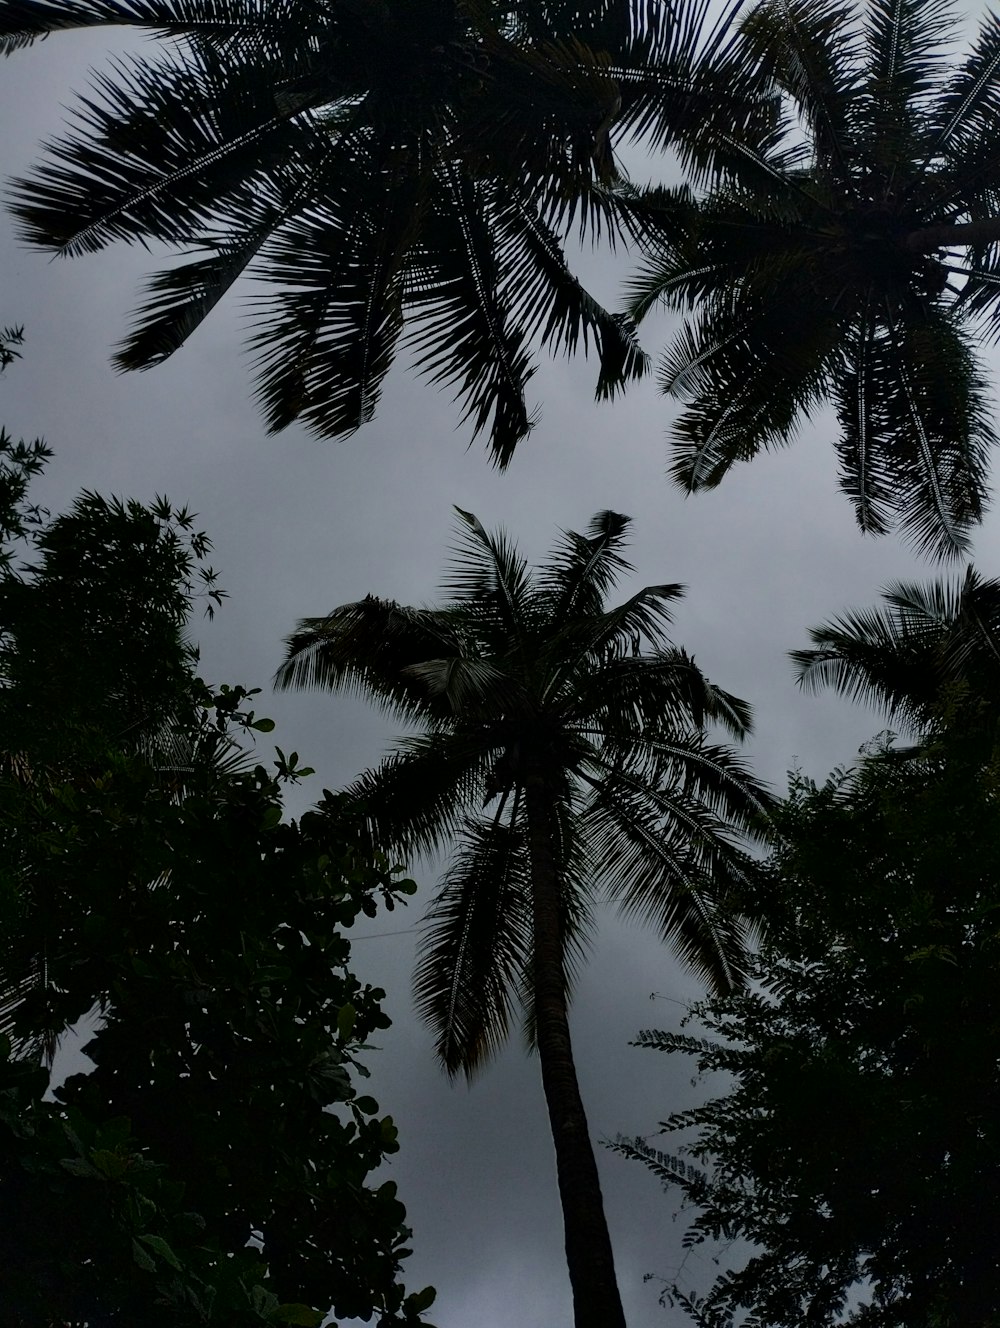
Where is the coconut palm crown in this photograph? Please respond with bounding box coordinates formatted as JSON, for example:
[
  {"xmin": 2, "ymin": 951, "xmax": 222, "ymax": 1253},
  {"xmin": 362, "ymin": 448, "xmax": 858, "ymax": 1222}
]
[
  {"xmin": 275, "ymin": 507, "xmax": 769, "ymax": 1328},
  {"xmin": 628, "ymin": 0, "xmax": 1000, "ymax": 560},
  {"xmin": 0, "ymin": 0, "xmax": 757, "ymax": 466}
]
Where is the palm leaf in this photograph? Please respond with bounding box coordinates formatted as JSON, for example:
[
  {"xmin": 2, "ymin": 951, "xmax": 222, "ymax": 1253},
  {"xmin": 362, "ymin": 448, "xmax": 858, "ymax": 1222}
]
[
  {"xmin": 791, "ymin": 594, "xmax": 953, "ymax": 728},
  {"xmin": 403, "ymin": 163, "xmax": 535, "ymax": 468},
  {"xmin": 798, "ymin": 568, "xmax": 1000, "ymax": 731},
  {"xmin": 539, "ymin": 509, "xmax": 633, "ymax": 622},
  {"xmin": 876, "ymin": 302, "xmax": 992, "ymax": 560},
  {"xmin": 0, "ymin": 0, "xmax": 292, "ymax": 52},
  {"xmin": 443, "ymin": 507, "xmax": 535, "ymax": 650},
  {"xmin": 413, "ymin": 808, "xmax": 533, "ymax": 1078},
  {"xmin": 340, "ymin": 732, "xmax": 496, "ymax": 865},
  {"xmin": 587, "ymin": 732, "xmax": 770, "ymax": 827},
  {"xmin": 250, "ymin": 150, "xmax": 418, "ymax": 436},
  {"xmin": 582, "ymin": 767, "xmax": 755, "ymax": 995},
  {"xmin": 665, "ymin": 301, "xmax": 833, "ymax": 493},
  {"xmin": 275, "ymin": 596, "xmax": 465, "ymax": 725},
  {"xmin": 739, "ymin": 0, "xmax": 860, "ymax": 185},
  {"xmin": 862, "ymin": 0, "xmax": 955, "ymax": 167},
  {"xmin": 568, "ymin": 653, "xmax": 755, "ymax": 741},
  {"xmin": 542, "ymin": 585, "xmax": 684, "ymax": 693},
  {"xmin": 489, "ymin": 193, "xmax": 649, "ymax": 398},
  {"xmin": 831, "ymin": 308, "xmax": 898, "ymax": 538},
  {"xmin": 609, "ymin": 0, "xmax": 769, "ymax": 172},
  {"xmin": 922, "ymin": 6, "xmax": 1000, "ymax": 162},
  {"xmin": 8, "ymin": 43, "xmax": 324, "ymax": 255}
]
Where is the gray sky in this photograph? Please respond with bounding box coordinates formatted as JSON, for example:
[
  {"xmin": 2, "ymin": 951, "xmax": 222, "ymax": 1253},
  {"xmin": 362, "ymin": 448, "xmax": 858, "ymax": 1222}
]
[{"xmin": 4, "ymin": 15, "xmax": 1000, "ymax": 1327}]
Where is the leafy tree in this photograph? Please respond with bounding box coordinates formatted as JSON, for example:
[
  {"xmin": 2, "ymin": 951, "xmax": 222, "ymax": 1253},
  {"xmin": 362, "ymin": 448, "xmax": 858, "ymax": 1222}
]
[
  {"xmin": 0, "ymin": 0, "xmax": 757, "ymax": 465},
  {"xmin": 629, "ymin": 0, "xmax": 1000, "ymax": 559},
  {"xmin": 275, "ymin": 506, "xmax": 770, "ymax": 1328},
  {"xmin": 0, "ymin": 489, "xmax": 225, "ymax": 769},
  {"xmin": 0, "ymin": 453, "xmax": 434, "ymax": 1326},
  {"xmin": 614, "ymin": 722, "xmax": 1000, "ymax": 1328}
]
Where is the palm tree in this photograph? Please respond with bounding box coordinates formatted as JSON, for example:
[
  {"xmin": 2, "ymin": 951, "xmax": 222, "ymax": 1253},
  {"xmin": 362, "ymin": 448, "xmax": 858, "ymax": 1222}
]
[
  {"xmin": 792, "ymin": 565, "xmax": 1000, "ymax": 738},
  {"xmin": 0, "ymin": 0, "xmax": 754, "ymax": 466},
  {"xmin": 275, "ymin": 507, "xmax": 770, "ymax": 1328},
  {"xmin": 627, "ymin": 0, "xmax": 1000, "ymax": 560}
]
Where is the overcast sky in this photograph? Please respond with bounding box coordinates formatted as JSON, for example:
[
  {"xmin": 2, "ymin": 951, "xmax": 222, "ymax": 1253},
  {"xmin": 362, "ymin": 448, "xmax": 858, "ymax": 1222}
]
[{"xmin": 4, "ymin": 12, "xmax": 1000, "ymax": 1327}]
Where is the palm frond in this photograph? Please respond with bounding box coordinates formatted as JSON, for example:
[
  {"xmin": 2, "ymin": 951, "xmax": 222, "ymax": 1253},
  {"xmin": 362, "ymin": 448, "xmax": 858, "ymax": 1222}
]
[
  {"xmin": 403, "ymin": 162, "xmax": 535, "ymax": 469},
  {"xmin": 942, "ymin": 566, "xmax": 1000, "ymax": 677},
  {"xmin": 586, "ymin": 732, "xmax": 771, "ymax": 829},
  {"xmin": 443, "ymin": 508, "xmax": 534, "ymax": 650},
  {"xmin": 831, "ymin": 309, "xmax": 898, "ymax": 538},
  {"xmin": 489, "ymin": 193, "xmax": 649, "ymax": 398},
  {"xmin": 113, "ymin": 133, "xmax": 346, "ymax": 371},
  {"xmin": 8, "ymin": 43, "xmax": 323, "ymax": 256},
  {"xmin": 922, "ymin": 6, "xmax": 1000, "ymax": 163},
  {"xmin": 400, "ymin": 656, "xmax": 513, "ymax": 718},
  {"xmin": 249, "ymin": 140, "xmax": 421, "ymax": 436},
  {"xmin": 862, "ymin": 0, "xmax": 955, "ymax": 166},
  {"xmin": 0, "ymin": 957, "xmax": 53, "ymax": 1060},
  {"xmin": 568, "ymin": 652, "xmax": 754, "ymax": 741},
  {"xmin": 794, "ymin": 567, "xmax": 1000, "ymax": 734},
  {"xmin": 0, "ymin": 0, "xmax": 292, "ymax": 53},
  {"xmin": 275, "ymin": 596, "xmax": 465, "ymax": 725},
  {"xmin": 665, "ymin": 300, "xmax": 832, "ymax": 493},
  {"xmin": 791, "ymin": 595, "xmax": 951, "ymax": 728},
  {"xmin": 582, "ymin": 768, "xmax": 756, "ymax": 995},
  {"xmin": 413, "ymin": 807, "xmax": 532, "ymax": 1078},
  {"xmin": 544, "ymin": 584, "xmax": 684, "ymax": 686},
  {"xmin": 460, "ymin": 31, "xmax": 627, "ymax": 203},
  {"xmin": 739, "ymin": 0, "xmax": 860, "ymax": 184},
  {"xmin": 339, "ymin": 731, "xmax": 495, "ymax": 865},
  {"xmin": 876, "ymin": 303, "xmax": 992, "ymax": 560},
  {"xmin": 539, "ymin": 509, "xmax": 633, "ymax": 621},
  {"xmin": 610, "ymin": 0, "xmax": 772, "ymax": 173}
]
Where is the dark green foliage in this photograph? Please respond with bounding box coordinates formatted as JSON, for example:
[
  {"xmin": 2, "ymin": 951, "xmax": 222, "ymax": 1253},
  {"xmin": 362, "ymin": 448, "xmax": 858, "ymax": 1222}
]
[
  {"xmin": 616, "ymin": 724, "xmax": 1000, "ymax": 1327},
  {"xmin": 0, "ymin": 490, "xmax": 224, "ymax": 767},
  {"xmin": 0, "ymin": 451, "xmax": 433, "ymax": 1327},
  {"xmin": 629, "ymin": 0, "xmax": 1000, "ymax": 558},
  {"xmin": 0, "ymin": 700, "xmax": 432, "ymax": 1326}
]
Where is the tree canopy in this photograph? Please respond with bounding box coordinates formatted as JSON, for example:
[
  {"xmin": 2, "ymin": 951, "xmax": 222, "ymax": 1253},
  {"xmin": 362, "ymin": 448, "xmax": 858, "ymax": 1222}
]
[
  {"xmin": 0, "ymin": 438, "xmax": 434, "ymax": 1327},
  {"xmin": 616, "ymin": 724, "xmax": 1000, "ymax": 1327},
  {"xmin": 613, "ymin": 565, "xmax": 1000, "ymax": 1326}
]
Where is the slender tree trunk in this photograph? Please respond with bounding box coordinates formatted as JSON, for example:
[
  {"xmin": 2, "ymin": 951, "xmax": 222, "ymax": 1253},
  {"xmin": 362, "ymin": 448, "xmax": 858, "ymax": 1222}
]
[{"xmin": 524, "ymin": 774, "xmax": 627, "ymax": 1328}]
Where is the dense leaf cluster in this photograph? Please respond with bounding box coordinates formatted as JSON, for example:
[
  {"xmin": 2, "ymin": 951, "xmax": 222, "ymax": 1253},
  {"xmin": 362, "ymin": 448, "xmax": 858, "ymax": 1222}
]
[
  {"xmin": 617, "ymin": 723, "xmax": 1000, "ymax": 1327},
  {"xmin": 0, "ymin": 439, "xmax": 434, "ymax": 1326}
]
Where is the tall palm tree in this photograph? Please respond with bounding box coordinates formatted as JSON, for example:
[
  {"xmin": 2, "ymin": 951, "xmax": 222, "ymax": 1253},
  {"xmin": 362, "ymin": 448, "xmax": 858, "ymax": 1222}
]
[
  {"xmin": 792, "ymin": 565, "xmax": 1000, "ymax": 737},
  {"xmin": 275, "ymin": 507, "xmax": 770, "ymax": 1328},
  {"xmin": 627, "ymin": 0, "xmax": 1000, "ymax": 560},
  {"xmin": 0, "ymin": 0, "xmax": 754, "ymax": 465}
]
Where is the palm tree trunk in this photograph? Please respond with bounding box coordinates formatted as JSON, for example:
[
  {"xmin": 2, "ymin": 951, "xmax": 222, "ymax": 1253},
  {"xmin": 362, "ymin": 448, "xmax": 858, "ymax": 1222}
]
[{"xmin": 524, "ymin": 775, "xmax": 627, "ymax": 1328}]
